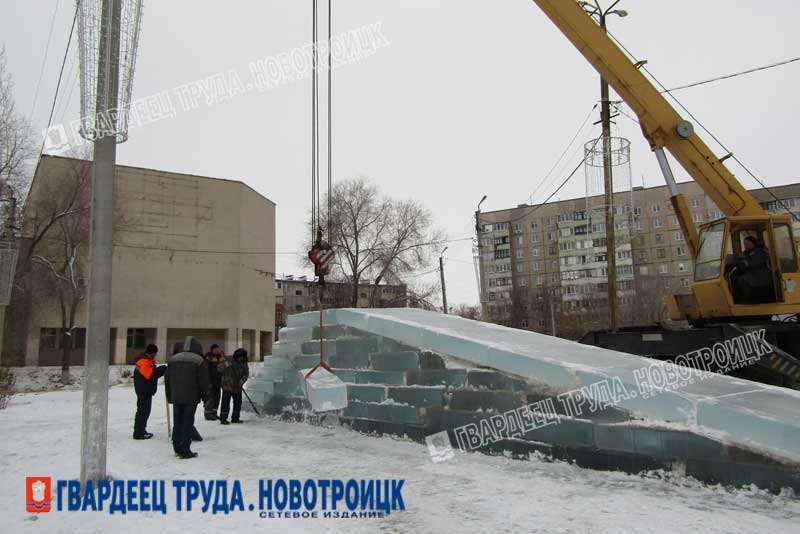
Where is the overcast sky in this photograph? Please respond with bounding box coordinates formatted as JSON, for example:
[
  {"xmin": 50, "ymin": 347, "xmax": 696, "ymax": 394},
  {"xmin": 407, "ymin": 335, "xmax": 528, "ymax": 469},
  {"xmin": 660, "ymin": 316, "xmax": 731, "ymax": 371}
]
[{"xmin": 2, "ymin": 0, "xmax": 800, "ymax": 307}]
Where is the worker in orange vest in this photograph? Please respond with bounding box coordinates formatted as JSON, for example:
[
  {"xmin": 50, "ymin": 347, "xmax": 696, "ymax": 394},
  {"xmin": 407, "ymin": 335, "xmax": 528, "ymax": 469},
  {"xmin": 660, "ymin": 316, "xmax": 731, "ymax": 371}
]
[{"xmin": 133, "ymin": 344, "xmax": 167, "ymax": 440}]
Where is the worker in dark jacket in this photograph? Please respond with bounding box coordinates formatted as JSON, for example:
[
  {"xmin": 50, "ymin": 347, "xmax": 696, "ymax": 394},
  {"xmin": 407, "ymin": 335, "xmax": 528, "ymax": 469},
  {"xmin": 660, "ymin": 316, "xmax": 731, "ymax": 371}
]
[
  {"xmin": 165, "ymin": 337, "xmax": 210, "ymax": 459},
  {"xmin": 132, "ymin": 344, "xmax": 166, "ymax": 440},
  {"xmin": 218, "ymin": 348, "xmax": 249, "ymax": 425},
  {"xmin": 203, "ymin": 344, "xmax": 224, "ymax": 420},
  {"xmin": 732, "ymin": 236, "xmax": 774, "ymax": 303}
]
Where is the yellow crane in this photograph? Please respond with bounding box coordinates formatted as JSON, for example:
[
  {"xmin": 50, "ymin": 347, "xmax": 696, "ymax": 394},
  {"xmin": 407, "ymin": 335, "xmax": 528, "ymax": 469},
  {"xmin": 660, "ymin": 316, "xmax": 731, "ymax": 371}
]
[{"xmin": 532, "ymin": 1, "xmax": 800, "ymax": 385}]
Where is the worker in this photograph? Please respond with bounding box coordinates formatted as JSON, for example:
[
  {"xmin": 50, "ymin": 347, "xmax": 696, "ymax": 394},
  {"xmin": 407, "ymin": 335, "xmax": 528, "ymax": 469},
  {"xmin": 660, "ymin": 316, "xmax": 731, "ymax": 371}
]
[
  {"xmin": 217, "ymin": 348, "xmax": 249, "ymax": 425},
  {"xmin": 203, "ymin": 344, "xmax": 224, "ymax": 421},
  {"xmin": 132, "ymin": 344, "xmax": 166, "ymax": 440},
  {"xmin": 731, "ymin": 236, "xmax": 774, "ymax": 303},
  {"xmin": 165, "ymin": 337, "xmax": 210, "ymax": 459}
]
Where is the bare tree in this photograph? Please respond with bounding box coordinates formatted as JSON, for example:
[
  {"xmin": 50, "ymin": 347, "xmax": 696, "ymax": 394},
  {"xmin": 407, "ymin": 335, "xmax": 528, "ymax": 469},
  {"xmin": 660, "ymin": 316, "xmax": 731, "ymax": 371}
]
[
  {"xmin": 309, "ymin": 177, "xmax": 445, "ymax": 307},
  {"xmin": 25, "ymin": 158, "xmax": 91, "ymax": 382},
  {"xmin": 406, "ymin": 280, "xmax": 440, "ymax": 312},
  {"xmin": 0, "ymin": 45, "xmax": 34, "ymax": 217},
  {"xmin": 452, "ymin": 303, "xmax": 481, "ymax": 320}
]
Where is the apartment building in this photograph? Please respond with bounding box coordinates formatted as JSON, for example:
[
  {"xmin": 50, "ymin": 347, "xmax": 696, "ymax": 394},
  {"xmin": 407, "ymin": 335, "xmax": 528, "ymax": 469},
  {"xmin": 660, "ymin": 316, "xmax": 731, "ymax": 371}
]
[{"xmin": 477, "ymin": 181, "xmax": 800, "ymax": 339}]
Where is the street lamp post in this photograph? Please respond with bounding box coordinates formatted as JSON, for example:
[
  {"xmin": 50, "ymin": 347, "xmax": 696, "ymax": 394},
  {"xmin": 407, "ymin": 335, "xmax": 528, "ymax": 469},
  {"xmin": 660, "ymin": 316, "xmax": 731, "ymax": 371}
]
[
  {"xmin": 474, "ymin": 195, "xmax": 487, "ymax": 319},
  {"xmin": 582, "ymin": 1, "xmax": 627, "ymax": 333},
  {"xmin": 439, "ymin": 246, "xmax": 449, "ymax": 314}
]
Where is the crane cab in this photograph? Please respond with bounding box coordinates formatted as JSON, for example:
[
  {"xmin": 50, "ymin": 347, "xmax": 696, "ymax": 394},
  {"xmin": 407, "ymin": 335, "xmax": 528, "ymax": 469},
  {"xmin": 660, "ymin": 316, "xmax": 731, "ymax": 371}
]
[{"xmin": 667, "ymin": 215, "xmax": 800, "ymax": 323}]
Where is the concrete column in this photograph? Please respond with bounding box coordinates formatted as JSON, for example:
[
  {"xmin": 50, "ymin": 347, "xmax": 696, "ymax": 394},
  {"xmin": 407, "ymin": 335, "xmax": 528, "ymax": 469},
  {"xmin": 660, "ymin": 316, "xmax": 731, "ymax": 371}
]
[
  {"xmin": 25, "ymin": 327, "xmax": 40, "ymax": 367},
  {"xmin": 225, "ymin": 327, "xmax": 239, "ymax": 355},
  {"xmin": 254, "ymin": 332, "xmax": 262, "ymax": 362},
  {"xmin": 113, "ymin": 327, "xmax": 127, "ymax": 365},
  {"xmin": 155, "ymin": 326, "xmax": 168, "ymax": 363}
]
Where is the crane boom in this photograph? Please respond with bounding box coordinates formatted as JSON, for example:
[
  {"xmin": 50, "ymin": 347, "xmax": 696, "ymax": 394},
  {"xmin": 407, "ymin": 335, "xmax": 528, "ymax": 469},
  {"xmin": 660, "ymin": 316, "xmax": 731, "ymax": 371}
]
[{"xmin": 532, "ymin": 0, "xmax": 766, "ymax": 247}]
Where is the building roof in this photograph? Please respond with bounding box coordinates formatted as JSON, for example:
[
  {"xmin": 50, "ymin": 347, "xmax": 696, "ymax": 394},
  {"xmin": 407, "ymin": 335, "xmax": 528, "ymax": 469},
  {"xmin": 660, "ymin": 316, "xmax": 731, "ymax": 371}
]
[{"xmin": 33, "ymin": 154, "xmax": 276, "ymax": 206}]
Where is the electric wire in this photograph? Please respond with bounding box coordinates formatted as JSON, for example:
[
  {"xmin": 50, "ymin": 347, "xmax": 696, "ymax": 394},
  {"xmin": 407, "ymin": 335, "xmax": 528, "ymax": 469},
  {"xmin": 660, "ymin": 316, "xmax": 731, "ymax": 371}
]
[
  {"xmin": 509, "ymin": 138, "xmax": 602, "ymax": 224},
  {"xmin": 663, "ymin": 56, "xmax": 800, "ymax": 93},
  {"xmin": 29, "ymin": 0, "xmax": 61, "ymax": 124},
  {"xmin": 526, "ymin": 104, "xmax": 597, "ymax": 205},
  {"xmin": 605, "ymin": 29, "xmax": 800, "ymax": 222},
  {"xmin": 37, "ymin": 2, "xmax": 79, "ymax": 160}
]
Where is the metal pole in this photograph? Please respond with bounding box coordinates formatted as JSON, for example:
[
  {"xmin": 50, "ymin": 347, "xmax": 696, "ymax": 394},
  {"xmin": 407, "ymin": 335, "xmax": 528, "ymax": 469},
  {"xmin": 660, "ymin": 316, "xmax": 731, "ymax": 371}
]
[
  {"xmin": 550, "ymin": 301, "xmax": 556, "ymax": 336},
  {"xmin": 80, "ymin": 0, "xmax": 121, "ymax": 485},
  {"xmin": 599, "ymin": 13, "xmax": 618, "ymax": 333},
  {"xmin": 440, "ymin": 255, "xmax": 448, "ymax": 314},
  {"xmin": 0, "ymin": 306, "xmax": 6, "ymax": 364}
]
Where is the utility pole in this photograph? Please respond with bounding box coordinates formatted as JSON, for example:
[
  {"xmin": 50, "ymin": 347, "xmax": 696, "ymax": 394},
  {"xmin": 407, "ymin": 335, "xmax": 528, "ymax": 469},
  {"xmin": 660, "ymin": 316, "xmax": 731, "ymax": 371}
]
[
  {"xmin": 550, "ymin": 301, "xmax": 557, "ymax": 336},
  {"xmin": 593, "ymin": 1, "xmax": 627, "ymax": 333},
  {"xmin": 440, "ymin": 246, "xmax": 448, "ymax": 314},
  {"xmin": 80, "ymin": 0, "xmax": 121, "ymax": 484},
  {"xmin": 474, "ymin": 195, "xmax": 487, "ymax": 320}
]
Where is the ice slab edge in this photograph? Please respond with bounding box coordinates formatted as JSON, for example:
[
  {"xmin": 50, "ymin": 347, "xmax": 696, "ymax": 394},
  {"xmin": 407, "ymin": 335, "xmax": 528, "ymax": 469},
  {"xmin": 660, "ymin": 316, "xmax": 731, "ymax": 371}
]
[{"xmin": 287, "ymin": 308, "xmax": 800, "ymax": 464}]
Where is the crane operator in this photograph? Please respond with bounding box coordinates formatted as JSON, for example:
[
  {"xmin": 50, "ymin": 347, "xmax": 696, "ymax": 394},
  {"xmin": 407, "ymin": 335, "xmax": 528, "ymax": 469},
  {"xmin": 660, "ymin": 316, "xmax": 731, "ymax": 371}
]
[{"xmin": 730, "ymin": 235, "xmax": 774, "ymax": 304}]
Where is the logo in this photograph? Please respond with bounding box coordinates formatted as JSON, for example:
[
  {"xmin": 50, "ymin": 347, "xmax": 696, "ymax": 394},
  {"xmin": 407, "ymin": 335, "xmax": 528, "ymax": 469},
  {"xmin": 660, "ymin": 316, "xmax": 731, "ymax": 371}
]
[
  {"xmin": 425, "ymin": 431, "xmax": 454, "ymax": 463},
  {"xmin": 41, "ymin": 125, "xmax": 71, "ymax": 153},
  {"xmin": 26, "ymin": 477, "xmax": 51, "ymax": 513}
]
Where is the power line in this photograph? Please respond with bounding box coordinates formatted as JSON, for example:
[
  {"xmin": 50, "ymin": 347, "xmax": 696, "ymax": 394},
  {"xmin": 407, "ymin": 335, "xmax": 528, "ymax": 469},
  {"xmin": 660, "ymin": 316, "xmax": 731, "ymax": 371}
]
[
  {"xmin": 109, "ymin": 236, "xmax": 475, "ymax": 256},
  {"xmin": 605, "ymin": 29, "xmax": 800, "ymax": 223},
  {"xmin": 38, "ymin": 1, "xmax": 78, "ymax": 160},
  {"xmin": 663, "ymin": 56, "xmax": 800, "ymax": 93},
  {"xmin": 526, "ymin": 104, "xmax": 597, "ymax": 205},
  {"xmin": 509, "ymin": 138, "xmax": 601, "ymax": 224},
  {"xmin": 29, "ymin": 0, "xmax": 61, "ymax": 123}
]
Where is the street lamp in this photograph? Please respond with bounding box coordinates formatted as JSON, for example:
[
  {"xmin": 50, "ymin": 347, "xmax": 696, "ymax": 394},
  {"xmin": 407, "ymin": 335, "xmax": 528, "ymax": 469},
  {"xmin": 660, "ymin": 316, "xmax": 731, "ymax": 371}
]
[
  {"xmin": 580, "ymin": 1, "xmax": 627, "ymax": 334},
  {"xmin": 439, "ymin": 246, "xmax": 449, "ymax": 314}
]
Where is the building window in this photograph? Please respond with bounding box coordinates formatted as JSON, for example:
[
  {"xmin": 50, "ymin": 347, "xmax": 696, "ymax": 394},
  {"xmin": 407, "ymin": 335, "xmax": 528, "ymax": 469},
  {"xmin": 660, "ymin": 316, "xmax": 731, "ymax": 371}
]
[
  {"xmin": 653, "ymin": 218, "xmax": 662, "ymax": 228},
  {"xmin": 516, "ymin": 236, "xmax": 524, "ymax": 245},
  {"xmin": 548, "ymin": 246, "xmax": 556, "ymax": 255},
  {"xmin": 538, "ymin": 319, "xmax": 546, "ymax": 327},
  {"xmin": 655, "ymin": 233, "xmax": 663, "ymax": 243},
  {"xmin": 638, "ymin": 251, "xmax": 648, "ymax": 262},
  {"xmin": 533, "ymin": 261, "xmax": 540, "ymax": 271},
  {"xmin": 675, "ymin": 231, "xmax": 684, "ymax": 241},
  {"xmin": 547, "ymin": 232, "xmax": 555, "ymax": 242},
  {"xmin": 516, "ymin": 250, "xmax": 524, "ymax": 259},
  {"xmin": 127, "ymin": 328, "xmax": 146, "ymax": 349},
  {"xmin": 678, "ymin": 262, "xmax": 687, "ymax": 272},
  {"xmin": 276, "ymin": 281, "xmax": 282, "ymax": 289},
  {"xmin": 692, "ymin": 213, "xmax": 702, "ymax": 223},
  {"xmin": 532, "ymin": 248, "xmax": 540, "ymax": 257},
  {"xmin": 657, "ymin": 248, "xmax": 666, "ymax": 259},
  {"xmin": 531, "ymin": 220, "xmax": 539, "ymax": 230},
  {"xmin": 682, "ymin": 278, "xmax": 691, "ymax": 288},
  {"xmin": 41, "ymin": 328, "xmax": 87, "ymax": 350},
  {"xmin": 41, "ymin": 328, "xmax": 58, "ymax": 350},
  {"xmin": 531, "ymin": 234, "xmax": 539, "ymax": 243},
  {"xmin": 633, "ymin": 207, "xmax": 642, "ymax": 216},
  {"xmin": 670, "ymin": 216, "xmax": 679, "ymax": 226},
  {"xmin": 690, "ymin": 198, "xmax": 701, "ymax": 208},
  {"xmin": 516, "ymin": 264, "xmax": 524, "ymax": 273},
  {"xmin": 676, "ymin": 246, "xmax": 686, "ymax": 256},
  {"xmin": 520, "ymin": 319, "xmax": 529, "ymax": 328},
  {"xmin": 520, "ymin": 278, "xmax": 527, "ymax": 286},
  {"xmin": 515, "ymin": 223, "xmax": 522, "ymax": 233},
  {"xmin": 295, "ymin": 290, "xmax": 303, "ymax": 296},
  {"xmin": 537, "ymin": 276, "xmax": 544, "ymax": 285},
  {"xmin": 659, "ymin": 264, "xmax": 669, "ymax": 274},
  {"xmin": 652, "ymin": 204, "xmax": 661, "ymax": 213}
]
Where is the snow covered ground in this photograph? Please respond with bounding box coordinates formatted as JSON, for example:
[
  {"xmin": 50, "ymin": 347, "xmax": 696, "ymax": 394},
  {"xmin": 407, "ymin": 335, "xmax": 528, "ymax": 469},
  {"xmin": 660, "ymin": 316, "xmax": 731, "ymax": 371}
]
[{"xmin": 1, "ymin": 383, "xmax": 799, "ymax": 534}]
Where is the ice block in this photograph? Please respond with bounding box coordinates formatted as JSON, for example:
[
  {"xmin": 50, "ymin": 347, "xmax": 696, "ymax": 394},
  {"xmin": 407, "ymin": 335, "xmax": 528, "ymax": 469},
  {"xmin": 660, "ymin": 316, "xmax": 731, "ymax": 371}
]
[{"xmin": 300, "ymin": 368, "xmax": 348, "ymax": 412}]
